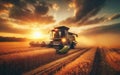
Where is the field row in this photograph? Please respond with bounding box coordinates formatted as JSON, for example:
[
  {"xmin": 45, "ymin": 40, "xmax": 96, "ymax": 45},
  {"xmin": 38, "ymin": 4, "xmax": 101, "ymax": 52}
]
[{"xmin": 55, "ymin": 48, "xmax": 96, "ymax": 75}]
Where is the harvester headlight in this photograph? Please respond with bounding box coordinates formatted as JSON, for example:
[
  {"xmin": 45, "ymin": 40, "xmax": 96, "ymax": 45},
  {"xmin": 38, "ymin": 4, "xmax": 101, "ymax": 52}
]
[
  {"xmin": 54, "ymin": 28, "xmax": 58, "ymax": 31},
  {"xmin": 61, "ymin": 38, "xmax": 67, "ymax": 43}
]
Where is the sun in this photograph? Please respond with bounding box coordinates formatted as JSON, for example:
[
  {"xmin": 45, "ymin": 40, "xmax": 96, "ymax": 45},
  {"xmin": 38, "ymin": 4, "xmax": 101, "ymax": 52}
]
[{"xmin": 32, "ymin": 31, "xmax": 42, "ymax": 39}]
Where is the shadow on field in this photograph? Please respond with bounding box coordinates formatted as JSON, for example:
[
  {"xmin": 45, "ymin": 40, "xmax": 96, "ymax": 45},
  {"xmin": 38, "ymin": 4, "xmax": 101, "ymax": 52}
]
[
  {"xmin": 0, "ymin": 48, "xmax": 81, "ymax": 75},
  {"xmin": 90, "ymin": 47, "xmax": 120, "ymax": 75},
  {"xmin": 90, "ymin": 47, "xmax": 102, "ymax": 75}
]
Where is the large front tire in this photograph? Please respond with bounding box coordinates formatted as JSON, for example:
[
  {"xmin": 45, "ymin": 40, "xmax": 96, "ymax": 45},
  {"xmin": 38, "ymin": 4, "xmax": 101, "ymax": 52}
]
[
  {"xmin": 54, "ymin": 45, "xmax": 63, "ymax": 53},
  {"xmin": 70, "ymin": 42, "xmax": 75, "ymax": 49}
]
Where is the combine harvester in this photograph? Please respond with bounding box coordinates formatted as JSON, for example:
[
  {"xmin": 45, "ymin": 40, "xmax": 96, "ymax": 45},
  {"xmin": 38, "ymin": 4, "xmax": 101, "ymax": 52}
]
[{"xmin": 30, "ymin": 26, "xmax": 78, "ymax": 54}]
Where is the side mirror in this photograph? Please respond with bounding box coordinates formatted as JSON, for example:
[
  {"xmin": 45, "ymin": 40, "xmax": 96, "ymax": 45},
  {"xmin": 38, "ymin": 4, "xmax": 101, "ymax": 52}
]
[{"xmin": 75, "ymin": 34, "xmax": 78, "ymax": 37}]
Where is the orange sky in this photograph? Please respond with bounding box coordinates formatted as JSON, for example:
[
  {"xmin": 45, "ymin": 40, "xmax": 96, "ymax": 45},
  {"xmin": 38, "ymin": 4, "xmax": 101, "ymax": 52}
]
[{"xmin": 0, "ymin": 0, "xmax": 120, "ymax": 47}]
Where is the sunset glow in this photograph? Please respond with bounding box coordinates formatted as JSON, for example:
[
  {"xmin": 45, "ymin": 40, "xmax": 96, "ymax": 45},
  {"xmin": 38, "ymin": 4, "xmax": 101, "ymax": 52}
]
[
  {"xmin": 0, "ymin": 0, "xmax": 120, "ymax": 47},
  {"xmin": 1, "ymin": 1, "xmax": 120, "ymax": 75},
  {"xmin": 31, "ymin": 31, "xmax": 43, "ymax": 39}
]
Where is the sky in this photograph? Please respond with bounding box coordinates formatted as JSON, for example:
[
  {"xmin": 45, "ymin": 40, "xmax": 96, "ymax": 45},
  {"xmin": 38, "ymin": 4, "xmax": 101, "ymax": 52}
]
[{"xmin": 0, "ymin": 0, "xmax": 120, "ymax": 47}]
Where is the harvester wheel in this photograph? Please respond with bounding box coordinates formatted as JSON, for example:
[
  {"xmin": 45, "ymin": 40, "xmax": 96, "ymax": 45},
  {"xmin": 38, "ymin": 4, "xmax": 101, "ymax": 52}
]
[
  {"xmin": 54, "ymin": 45, "xmax": 63, "ymax": 53},
  {"xmin": 70, "ymin": 42, "xmax": 75, "ymax": 49}
]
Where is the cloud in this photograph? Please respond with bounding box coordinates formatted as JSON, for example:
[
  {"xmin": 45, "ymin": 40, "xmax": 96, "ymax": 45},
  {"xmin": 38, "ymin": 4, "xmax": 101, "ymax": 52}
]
[
  {"xmin": 0, "ymin": 0, "xmax": 55, "ymax": 25},
  {"xmin": 108, "ymin": 13, "xmax": 120, "ymax": 20},
  {"xmin": 0, "ymin": 0, "xmax": 56, "ymax": 35},
  {"xmin": 78, "ymin": 16, "xmax": 106, "ymax": 25},
  {"xmin": 81, "ymin": 23, "xmax": 120, "ymax": 35},
  {"xmin": 0, "ymin": 4, "xmax": 6, "ymax": 12},
  {"xmin": 0, "ymin": 2, "xmax": 13, "ymax": 15},
  {"xmin": 52, "ymin": 3, "xmax": 59, "ymax": 11},
  {"xmin": 59, "ymin": 17, "xmax": 75, "ymax": 26},
  {"xmin": 1, "ymin": 0, "xmax": 21, "ymax": 6},
  {"xmin": 60, "ymin": 0, "xmax": 106, "ymax": 26},
  {"xmin": 78, "ymin": 23, "xmax": 120, "ymax": 48},
  {"xmin": 0, "ymin": 18, "xmax": 29, "ymax": 34},
  {"xmin": 74, "ymin": 0, "xmax": 106, "ymax": 21},
  {"xmin": 78, "ymin": 13, "xmax": 120, "ymax": 25}
]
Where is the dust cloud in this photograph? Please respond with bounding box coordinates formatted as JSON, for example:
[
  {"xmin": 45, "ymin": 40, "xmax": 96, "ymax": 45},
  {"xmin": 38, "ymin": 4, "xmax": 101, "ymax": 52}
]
[{"xmin": 77, "ymin": 34, "xmax": 120, "ymax": 48}]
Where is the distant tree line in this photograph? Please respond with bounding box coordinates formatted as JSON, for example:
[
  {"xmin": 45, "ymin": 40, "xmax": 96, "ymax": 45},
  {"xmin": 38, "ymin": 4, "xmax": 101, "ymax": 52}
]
[{"xmin": 0, "ymin": 36, "xmax": 28, "ymax": 42}]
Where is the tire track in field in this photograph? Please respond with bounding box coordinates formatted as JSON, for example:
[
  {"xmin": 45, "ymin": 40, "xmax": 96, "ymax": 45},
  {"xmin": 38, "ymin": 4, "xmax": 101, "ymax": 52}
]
[
  {"xmin": 0, "ymin": 47, "xmax": 48, "ymax": 56},
  {"xmin": 90, "ymin": 47, "xmax": 120, "ymax": 75},
  {"xmin": 0, "ymin": 48, "xmax": 87, "ymax": 75},
  {"xmin": 23, "ymin": 48, "xmax": 89, "ymax": 75},
  {"xmin": 56, "ymin": 48, "xmax": 96, "ymax": 75}
]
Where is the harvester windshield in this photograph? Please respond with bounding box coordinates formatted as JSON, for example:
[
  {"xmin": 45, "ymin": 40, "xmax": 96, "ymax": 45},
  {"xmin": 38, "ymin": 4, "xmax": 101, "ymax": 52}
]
[
  {"xmin": 52, "ymin": 30, "xmax": 61, "ymax": 38},
  {"xmin": 51, "ymin": 26, "xmax": 68, "ymax": 39}
]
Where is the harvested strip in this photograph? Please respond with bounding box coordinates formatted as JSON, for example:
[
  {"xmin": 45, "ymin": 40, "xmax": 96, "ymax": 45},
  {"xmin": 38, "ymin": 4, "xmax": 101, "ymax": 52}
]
[
  {"xmin": 103, "ymin": 48, "xmax": 120, "ymax": 71},
  {"xmin": 0, "ymin": 47, "xmax": 46, "ymax": 56},
  {"xmin": 23, "ymin": 49, "xmax": 88, "ymax": 75},
  {"xmin": 0, "ymin": 48, "xmax": 83, "ymax": 75},
  {"xmin": 55, "ymin": 48, "xmax": 96, "ymax": 75}
]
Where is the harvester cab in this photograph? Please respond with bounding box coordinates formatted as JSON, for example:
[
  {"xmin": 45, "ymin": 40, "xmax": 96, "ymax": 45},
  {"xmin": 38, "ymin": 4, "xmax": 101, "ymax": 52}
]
[{"xmin": 48, "ymin": 26, "xmax": 78, "ymax": 53}]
